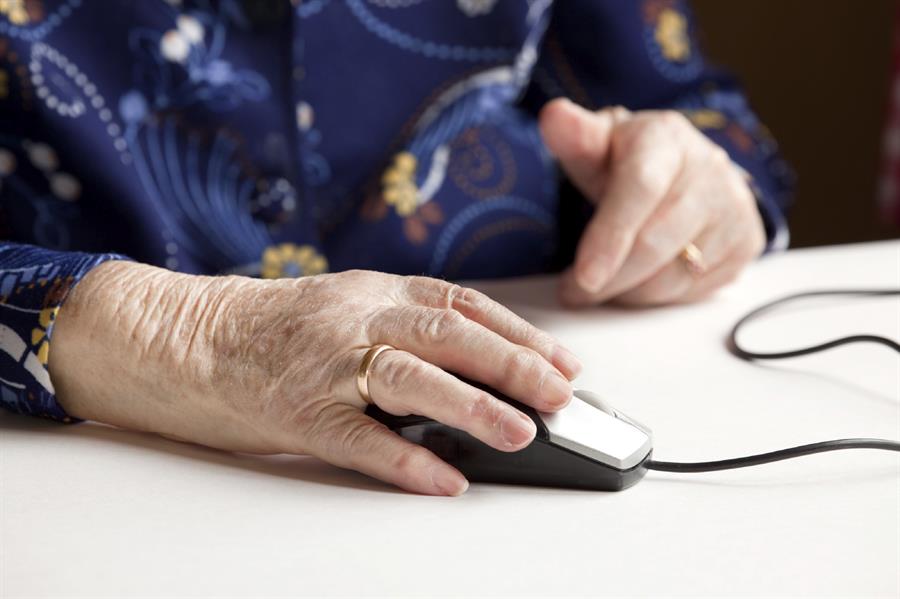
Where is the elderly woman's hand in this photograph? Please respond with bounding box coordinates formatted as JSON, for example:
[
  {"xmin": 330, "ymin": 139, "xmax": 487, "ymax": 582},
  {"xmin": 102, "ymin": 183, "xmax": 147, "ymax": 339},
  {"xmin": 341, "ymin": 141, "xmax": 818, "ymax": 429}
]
[
  {"xmin": 48, "ymin": 261, "xmax": 581, "ymax": 495},
  {"xmin": 539, "ymin": 98, "xmax": 767, "ymax": 307}
]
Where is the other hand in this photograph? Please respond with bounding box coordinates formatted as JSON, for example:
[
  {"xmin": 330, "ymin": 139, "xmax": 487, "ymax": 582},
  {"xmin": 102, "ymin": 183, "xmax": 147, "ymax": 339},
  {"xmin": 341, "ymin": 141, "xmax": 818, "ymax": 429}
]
[{"xmin": 539, "ymin": 98, "xmax": 766, "ymax": 307}]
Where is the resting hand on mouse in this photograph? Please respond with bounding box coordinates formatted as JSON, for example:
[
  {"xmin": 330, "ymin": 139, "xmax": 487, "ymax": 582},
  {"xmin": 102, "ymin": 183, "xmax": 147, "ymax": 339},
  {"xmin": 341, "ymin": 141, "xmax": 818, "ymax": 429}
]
[
  {"xmin": 539, "ymin": 98, "xmax": 767, "ymax": 307},
  {"xmin": 48, "ymin": 261, "xmax": 581, "ymax": 496}
]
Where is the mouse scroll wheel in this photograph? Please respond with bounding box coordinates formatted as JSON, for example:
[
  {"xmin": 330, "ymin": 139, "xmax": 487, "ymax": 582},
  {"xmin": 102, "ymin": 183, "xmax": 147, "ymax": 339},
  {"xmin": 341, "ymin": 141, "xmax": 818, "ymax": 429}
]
[{"xmin": 572, "ymin": 389, "xmax": 617, "ymax": 417}]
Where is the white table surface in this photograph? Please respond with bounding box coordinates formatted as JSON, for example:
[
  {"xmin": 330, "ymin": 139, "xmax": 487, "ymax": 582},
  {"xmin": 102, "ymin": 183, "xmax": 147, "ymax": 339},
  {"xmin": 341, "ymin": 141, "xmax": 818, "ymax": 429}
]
[{"xmin": 2, "ymin": 241, "xmax": 899, "ymax": 598}]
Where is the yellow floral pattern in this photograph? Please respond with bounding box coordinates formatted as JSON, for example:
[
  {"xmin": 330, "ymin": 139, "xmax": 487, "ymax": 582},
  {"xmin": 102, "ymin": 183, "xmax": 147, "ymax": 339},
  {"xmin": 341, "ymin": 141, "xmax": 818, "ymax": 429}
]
[
  {"xmin": 681, "ymin": 109, "xmax": 726, "ymax": 130},
  {"xmin": 30, "ymin": 306, "xmax": 57, "ymax": 365},
  {"xmin": 261, "ymin": 243, "xmax": 328, "ymax": 279},
  {"xmin": 0, "ymin": 0, "xmax": 30, "ymax": 25},
  {"xmin": 655, "ymin": 7, "xmax": 690, "ymax": 62},
  {"xmin": 382, "ymin": 152, "xmax": 419, "ymax": 217}
]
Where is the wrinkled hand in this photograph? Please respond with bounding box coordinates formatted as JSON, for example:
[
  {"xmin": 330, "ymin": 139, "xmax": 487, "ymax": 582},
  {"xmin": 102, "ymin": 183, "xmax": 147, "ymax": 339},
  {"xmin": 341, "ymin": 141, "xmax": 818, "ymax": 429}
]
[
  {"xmin": 539, "ymin": 98, "xmax": 766, "ymax": 306},
  {"xmin": 50, "ymin": 262, "xmax": 582, "ymax": 496}
]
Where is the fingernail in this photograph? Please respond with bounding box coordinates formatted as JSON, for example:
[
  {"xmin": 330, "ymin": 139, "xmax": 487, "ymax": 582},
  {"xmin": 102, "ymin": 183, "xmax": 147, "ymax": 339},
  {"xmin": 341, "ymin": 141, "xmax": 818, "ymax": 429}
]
[
  {"xmin": 541, "ymin": 370, "xmax": 572, "ymax": 409},
  {"xmin": 500, "ymin": 410, "xmax": 537, "ymax": 448},
  {"xmin": 552, "ymin": 345, "xmax": 583, "ymax": 379},
  {"xmin": 430, "ymin": 465, "xmax": 469, "ymax": 496}
]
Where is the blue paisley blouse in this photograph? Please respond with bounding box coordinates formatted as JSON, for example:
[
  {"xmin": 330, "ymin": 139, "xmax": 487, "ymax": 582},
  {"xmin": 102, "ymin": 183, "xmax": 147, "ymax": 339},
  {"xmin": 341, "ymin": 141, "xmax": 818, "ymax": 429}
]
[{"xmin": 0, "ymin": 0, "xmax": 793, "ymax": 421}]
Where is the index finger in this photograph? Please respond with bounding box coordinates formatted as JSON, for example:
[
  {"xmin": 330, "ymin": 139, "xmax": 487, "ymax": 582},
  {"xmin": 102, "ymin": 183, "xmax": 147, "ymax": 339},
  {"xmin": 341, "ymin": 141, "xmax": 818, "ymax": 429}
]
[
  {"xmin": 404, "ymin": 277, "xmax": 582, "ymax": 379},
  {"xmin": 573, "ymin": 115, "xmax": 685, "ymax": 293}
]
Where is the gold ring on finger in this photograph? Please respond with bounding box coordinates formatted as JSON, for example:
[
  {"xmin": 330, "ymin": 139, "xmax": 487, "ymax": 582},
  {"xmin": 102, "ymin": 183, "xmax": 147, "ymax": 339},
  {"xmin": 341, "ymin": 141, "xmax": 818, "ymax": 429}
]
[
  {"xmin": 356, "ymin": 344, "xmax": 395, "ymax": 404},
  {"xmin": 680, "ymin": 242, "xmax": 707, "ymax": 277}
]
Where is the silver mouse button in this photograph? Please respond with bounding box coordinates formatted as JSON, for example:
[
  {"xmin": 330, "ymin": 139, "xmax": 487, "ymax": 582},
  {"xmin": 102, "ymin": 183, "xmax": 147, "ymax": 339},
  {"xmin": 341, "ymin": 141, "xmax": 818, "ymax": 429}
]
[
  {"xmin": 538, "ymin": 393, "xmax": 653, "ymax": 470},
  {"xmin": 573, "ymin": 389, "xmax": 617, "ymax": 416}
]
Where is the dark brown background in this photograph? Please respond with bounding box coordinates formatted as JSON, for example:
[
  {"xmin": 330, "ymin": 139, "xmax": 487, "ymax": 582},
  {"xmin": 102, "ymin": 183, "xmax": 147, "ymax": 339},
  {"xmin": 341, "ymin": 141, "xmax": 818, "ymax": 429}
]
[{"xmin": 692, "ymin": 0, "xmax": 899, "ymax": 247}]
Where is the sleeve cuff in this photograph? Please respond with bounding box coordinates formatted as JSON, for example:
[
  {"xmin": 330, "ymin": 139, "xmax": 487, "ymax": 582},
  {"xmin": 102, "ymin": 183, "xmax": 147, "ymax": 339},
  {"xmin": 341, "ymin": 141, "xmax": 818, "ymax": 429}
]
[{"xmin": 0, "ymin": 246, "xmax": 130, "ymax": 422}]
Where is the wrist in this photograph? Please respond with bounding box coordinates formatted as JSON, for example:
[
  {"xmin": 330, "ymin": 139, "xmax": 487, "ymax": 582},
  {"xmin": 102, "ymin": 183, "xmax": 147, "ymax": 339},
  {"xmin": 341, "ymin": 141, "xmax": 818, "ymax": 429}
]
[{"xmin": 49, "ymin": 261, "xmax": 225, "ymax": 433}]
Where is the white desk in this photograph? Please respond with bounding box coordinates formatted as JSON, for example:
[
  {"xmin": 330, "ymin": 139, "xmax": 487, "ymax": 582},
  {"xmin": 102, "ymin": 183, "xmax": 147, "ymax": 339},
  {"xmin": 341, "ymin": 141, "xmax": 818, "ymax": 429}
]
[{"xmin": 2, "ymin": 242, "xmax": 899, "ymax": 597}]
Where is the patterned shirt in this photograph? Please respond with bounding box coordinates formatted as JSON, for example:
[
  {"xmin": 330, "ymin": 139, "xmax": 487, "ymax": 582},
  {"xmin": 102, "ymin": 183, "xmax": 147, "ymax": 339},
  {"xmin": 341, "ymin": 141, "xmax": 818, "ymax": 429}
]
[{"xmin": 0, "ymin": 0, "xmax": 793, "ymax": 421}]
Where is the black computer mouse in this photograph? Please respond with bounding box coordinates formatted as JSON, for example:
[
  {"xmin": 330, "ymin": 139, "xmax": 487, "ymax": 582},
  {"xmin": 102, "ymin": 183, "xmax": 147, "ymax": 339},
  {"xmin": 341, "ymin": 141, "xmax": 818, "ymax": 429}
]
[{"xmin": 366, "ymin": 383, "xmax": 653, "ymax": 491}]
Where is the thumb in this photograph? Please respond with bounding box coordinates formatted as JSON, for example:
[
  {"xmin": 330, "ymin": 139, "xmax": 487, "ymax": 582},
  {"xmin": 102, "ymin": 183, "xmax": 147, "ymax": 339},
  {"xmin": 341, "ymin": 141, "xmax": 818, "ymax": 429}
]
[{"xmin": 538, "ymin": 98, "xmax": 625, "ymax": 203}]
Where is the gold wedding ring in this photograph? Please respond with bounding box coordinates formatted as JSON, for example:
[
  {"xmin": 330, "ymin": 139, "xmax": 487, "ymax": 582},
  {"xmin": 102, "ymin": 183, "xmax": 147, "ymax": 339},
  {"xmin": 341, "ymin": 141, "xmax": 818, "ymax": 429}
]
[
  {"xmin": 356, "ymin": 344, "xmax": 395, "ymax": 404},
  {"xmin": 680, "ymin": 242, "xmax": 707, "ymax": 277}
]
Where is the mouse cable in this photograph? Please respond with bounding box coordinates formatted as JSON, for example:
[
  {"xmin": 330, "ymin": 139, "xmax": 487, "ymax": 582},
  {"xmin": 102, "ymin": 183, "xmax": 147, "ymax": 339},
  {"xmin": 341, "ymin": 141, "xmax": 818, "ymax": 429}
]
[
  {"xmin": 727, "ymin": 288, "xmax": 900, "ymax": 360},
  {"xmin": 646, "ymin": 288, "xmax": 900, "ymax": 473},
  {"xmin": 645, "ymin": 438, "xmax": 900, "ymax": 472}
]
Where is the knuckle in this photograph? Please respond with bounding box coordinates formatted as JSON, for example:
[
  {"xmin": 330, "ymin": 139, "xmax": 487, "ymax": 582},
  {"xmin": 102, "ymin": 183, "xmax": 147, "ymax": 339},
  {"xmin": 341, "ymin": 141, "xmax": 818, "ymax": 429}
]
[
  {"xmin": 378, "ymin": 354, "xmax": 426, "ymax": 392},
  {"xmin": 405, "ymin": 275, "xmax": 442, "ymax": 301},
  {"xmin": 467, "ymin": 392, "xmax": 503, "ymax": 429},
  {"xmin": 609, "ymin": 105, "xmax": 631, "ymax": 122},
  {"xmin": 400, "ymin": 275, "xmax": 424, "ymax": 299},
  {"xmin": 338, "ymin": 269, "xmax": 370, "ymax": 285},
  {"xmin": 390, "ymin": 445, "xmax": 429, "ymax": 475},
  {"xmin": 404, "ymin": 275, "xmax": 432, "ymax": 290},
  {"xmin": 408, "ymin": 278, "xmax": 487, "ymax": 315},
  {"xmin": 322, "ymin": 414, "xmax": 383, "ymax": 464},
  {"xmin": 659, "ymin": 110, "xmax": 690, "ymax": 131},
  {"xmin": 525, "ymin": 328, "xmax": 556, "ymax": 358},
  {"xmin": 420, "ymin": 308, "xmax": 466, "ymax": 344},
  {"xmin": 340, "ymin": 420, "xmax": 378, "ymax": 455},
  {"xmin": 630, "ymin": 159, "xmax": 665, "ymax": 197},
  {"xmin": 448, "ymin": 285, "xmax": 483, "ymax": 314},
  {"xmin": 440, "ymin": 282, "xmax": 462, "ymax": 305},
  {"xmin": 501, "ymin": 348, "xmax": 542, "ymax": 386},
  {"xmin": 438, "ymin": 281, "xmax": 463, "ymax": 307},
  {"xmin": 641, "ymin": 116, "xmax": 672, "ymax": 140}
]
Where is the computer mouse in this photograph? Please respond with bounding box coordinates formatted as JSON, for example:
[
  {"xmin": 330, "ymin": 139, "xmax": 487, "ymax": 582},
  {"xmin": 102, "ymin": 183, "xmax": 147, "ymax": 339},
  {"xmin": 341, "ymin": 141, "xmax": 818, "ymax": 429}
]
[{"xmin": 365, "ymin": 383, "xmax": 653, "ymax": 491}]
